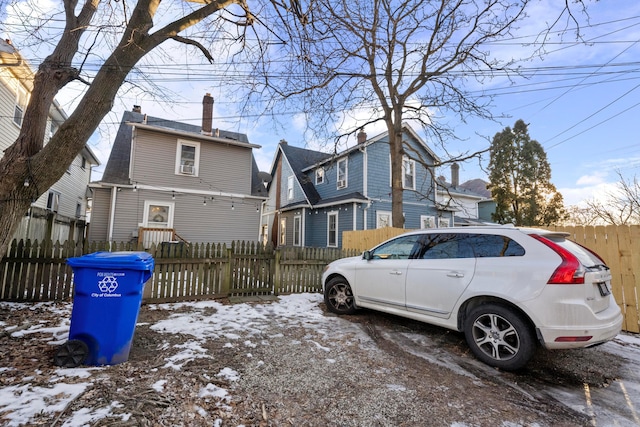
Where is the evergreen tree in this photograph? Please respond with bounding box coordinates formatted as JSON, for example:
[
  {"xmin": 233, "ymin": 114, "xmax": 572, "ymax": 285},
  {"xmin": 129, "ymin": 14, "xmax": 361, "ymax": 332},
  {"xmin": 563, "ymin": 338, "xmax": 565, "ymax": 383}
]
[{"xmin": 488, "ymin": 120, "xmax": 566, "ymax": 226}]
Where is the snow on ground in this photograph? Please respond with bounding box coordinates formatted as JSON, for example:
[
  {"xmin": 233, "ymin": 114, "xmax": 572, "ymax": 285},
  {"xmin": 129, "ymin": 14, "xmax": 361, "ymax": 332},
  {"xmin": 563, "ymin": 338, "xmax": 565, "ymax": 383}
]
[
  {"xmin": 0, "ymin": 294, "xmax": 370, "ymax": 426},
  {"xmin": 1, "ymin": 294, "xmax": 640, "ymax": 426}
]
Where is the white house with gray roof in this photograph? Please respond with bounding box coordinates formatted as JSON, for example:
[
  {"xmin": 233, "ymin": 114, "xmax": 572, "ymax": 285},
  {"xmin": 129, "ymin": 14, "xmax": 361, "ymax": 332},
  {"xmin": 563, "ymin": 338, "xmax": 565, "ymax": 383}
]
[{"xmin": 87, "ymin": 94, "xmax": 267, "ymax": 247}]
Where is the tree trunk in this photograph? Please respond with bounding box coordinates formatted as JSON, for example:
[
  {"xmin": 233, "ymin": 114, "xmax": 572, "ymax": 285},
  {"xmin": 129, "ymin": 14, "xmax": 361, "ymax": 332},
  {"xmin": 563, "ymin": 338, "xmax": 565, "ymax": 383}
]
[
  {"xmin": 0, "ymin": 1, "xmax": 171, "ymax": 258},
  {"xmin": 389, "ymin": 120, "xmax": 405, "ymax": 228}
]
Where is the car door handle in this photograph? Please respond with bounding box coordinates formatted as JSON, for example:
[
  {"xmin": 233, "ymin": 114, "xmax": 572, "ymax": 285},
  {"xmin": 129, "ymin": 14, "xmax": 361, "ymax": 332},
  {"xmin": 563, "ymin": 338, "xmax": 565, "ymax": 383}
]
[
  {"xmin": 447, "ymin": 271, "xmax": 464, "ymax": 278},
  {"xmin": 390, "ymin": 270, "xmax": 403, "ymax": 276}
]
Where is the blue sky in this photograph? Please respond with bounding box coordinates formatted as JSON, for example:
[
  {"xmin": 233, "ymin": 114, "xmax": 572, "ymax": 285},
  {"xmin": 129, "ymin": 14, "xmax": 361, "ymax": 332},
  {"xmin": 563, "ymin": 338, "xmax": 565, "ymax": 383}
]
[{"xmin": 3, "ymin": 0, "xmax": 640, "ymax": 207}]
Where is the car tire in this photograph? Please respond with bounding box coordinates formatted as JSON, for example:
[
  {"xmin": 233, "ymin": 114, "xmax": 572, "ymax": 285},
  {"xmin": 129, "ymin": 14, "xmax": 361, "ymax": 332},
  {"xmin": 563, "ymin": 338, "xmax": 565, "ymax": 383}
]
[
  {"xmin": 324, "ymin": 277, "xmax": 357, "ymax": 315},
  {"xmin": 463, "ymin": 303, "xmax": 535, "ymax": 371}
]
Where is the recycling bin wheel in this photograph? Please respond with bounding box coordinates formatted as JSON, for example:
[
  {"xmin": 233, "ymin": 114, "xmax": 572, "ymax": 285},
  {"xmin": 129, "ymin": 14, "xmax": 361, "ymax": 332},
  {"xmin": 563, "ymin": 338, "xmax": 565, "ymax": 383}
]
[{"xmin": 54, "ymin": 339, "xmax": 89, "ymax": 368}]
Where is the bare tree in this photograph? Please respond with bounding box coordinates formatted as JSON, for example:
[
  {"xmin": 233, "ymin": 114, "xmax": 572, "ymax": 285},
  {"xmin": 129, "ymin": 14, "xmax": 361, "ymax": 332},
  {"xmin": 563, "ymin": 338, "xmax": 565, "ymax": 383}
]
[
  {"xmin": 580, "ymin": 173, "xmax": 640, "ymax": 225},
  {"xmin": 248, "ymin": 0, "xmax": 588, "ymax": 228},
  {"xmin": 0, "ymin": 0, "xmax": 304, "ymax": 258}
]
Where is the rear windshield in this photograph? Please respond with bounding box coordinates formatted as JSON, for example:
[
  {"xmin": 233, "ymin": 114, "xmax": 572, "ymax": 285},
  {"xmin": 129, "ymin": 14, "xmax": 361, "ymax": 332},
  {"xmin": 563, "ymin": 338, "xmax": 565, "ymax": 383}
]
[{"xmin": 546, "ymin": 236, "xmax": 605, "ymax": 267}]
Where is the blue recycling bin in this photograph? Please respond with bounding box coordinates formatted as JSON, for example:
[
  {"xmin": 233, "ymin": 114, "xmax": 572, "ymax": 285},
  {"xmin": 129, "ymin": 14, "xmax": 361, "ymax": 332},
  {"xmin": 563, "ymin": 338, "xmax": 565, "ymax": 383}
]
[{"xmin": 55, "ymin": 251, "xmax": 155, "ymax": 367}]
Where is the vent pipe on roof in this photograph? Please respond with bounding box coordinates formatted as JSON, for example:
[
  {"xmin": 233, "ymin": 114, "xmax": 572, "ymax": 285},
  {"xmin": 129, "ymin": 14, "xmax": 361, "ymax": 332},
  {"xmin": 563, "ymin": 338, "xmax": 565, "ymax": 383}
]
[{"xmin": 202, "ymin": 93, "xmax": 214, "ymax": 136}]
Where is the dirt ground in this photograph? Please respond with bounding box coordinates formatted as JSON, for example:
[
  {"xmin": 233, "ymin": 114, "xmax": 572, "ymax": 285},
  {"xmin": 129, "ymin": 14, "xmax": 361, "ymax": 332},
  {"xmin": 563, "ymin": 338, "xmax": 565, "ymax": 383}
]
[{"xmin": 0, "ymin": 298, "xmax": 630, "ymax": 426}]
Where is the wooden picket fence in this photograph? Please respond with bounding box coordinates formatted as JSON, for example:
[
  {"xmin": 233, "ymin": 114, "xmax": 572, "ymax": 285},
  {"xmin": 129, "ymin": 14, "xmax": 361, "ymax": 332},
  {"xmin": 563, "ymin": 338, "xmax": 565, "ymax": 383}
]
[
  {"xmin": 0, "ymin": 239, "xmax": 358, "ymax": 304},
  {"xmin": 343, "ymin": 225, "xmax": 640, "ymax": 333}
]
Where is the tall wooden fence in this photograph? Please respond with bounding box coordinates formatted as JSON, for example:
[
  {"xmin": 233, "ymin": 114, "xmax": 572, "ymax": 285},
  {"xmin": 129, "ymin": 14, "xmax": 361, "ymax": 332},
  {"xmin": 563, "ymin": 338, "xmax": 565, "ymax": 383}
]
[
  {"xmin": 0, "ymin": 239, "xmax": 357, "ymax": 304},
  {"xmin": 343, "ymin": 225, "xmax": 640, "ymax": 333}
]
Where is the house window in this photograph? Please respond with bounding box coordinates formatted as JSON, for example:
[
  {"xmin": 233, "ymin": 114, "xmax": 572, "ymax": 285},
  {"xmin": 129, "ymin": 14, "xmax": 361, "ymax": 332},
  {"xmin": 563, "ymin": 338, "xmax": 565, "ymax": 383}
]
[
  {"xmin": 81, "ymin": 157, "xmax": 87, "ymax": 170},
  {"xmin": 328, "ymin": 212, "xmax": 338, "ymax": 247},
  {"xmin": 293, "ymin": 215, "xmax": 302, "ymax": 246},
  {"xmin": 46, "ymin": 191, "xmax": 60, "ymax": 212},
  {"xmin": 403, "ymin": 156, "xmax": 415, "ymax": 190},
  {"xmin": 316, "ymin": 167, "xmax": 325, "ymax": 185},
  {"xmin": 261, "ymin": 224, "xmax": 268, "ymax": 246},
  {"xmin": 280, "ymin": 218, "xmax": 287, "ymax": 245},
  {"xmin": 420, "ymin": 215, "xmax": 436, "ymax": 229},
  {"xmin": 13, "ymin": 85, "xmax": 27, "ymax": 127},
  {"xmin": 337, "ymin": 158, "xmax": 347, "ymax": 189},
  {"xmin": 439, "ymin": 217, "xmax": 450, "ymax": 227},
  {"xmin": 76, "ymin": 203, "xmax": 82, "ymax": 218},
  {"xmin": 175, "ymin": 140, "xmax": 200, "ymax": 176},
  {"xmin": 48, "ymin": 120, "xmax": 60, "ymax": 140},
  {"xmin": 287, "ymin": 175, "xmax": 294, "ymax": 200},
  {"xmin": 143, "ymin": 201, "xmax": 174, "ymax": 228},
  {"xmin": 376, "ymin": 211, "xmax": 392, "ymax": 228}
]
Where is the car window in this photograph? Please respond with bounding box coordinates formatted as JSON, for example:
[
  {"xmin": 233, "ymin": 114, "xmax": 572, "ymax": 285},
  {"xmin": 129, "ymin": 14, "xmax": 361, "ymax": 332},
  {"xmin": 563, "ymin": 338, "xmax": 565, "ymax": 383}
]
[
  {"xmin": 466, "ymin": 234, "xmax": 525, "ymax": 257},
  {"xmin": 370, "ymin": 235, "xmax": 421, "ymax": 260},
  {"xmin": 418, "ymin": 234, "xmax": 475, "ymax": 259}
]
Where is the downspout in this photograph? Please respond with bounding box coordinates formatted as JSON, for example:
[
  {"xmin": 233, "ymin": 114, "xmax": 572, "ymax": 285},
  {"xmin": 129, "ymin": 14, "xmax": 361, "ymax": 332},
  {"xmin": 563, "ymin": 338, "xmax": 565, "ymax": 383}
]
[
  {"xmin": 302, "ymin": 207, "xmax": 306, "ymax": 246},
  {"xmin": 108, "ymin": 186, "xmax": 118, "ymax": 242},
  {"xmin": 352, "ymin": 202, "xmax": 357, "ymax": 230},
  {"xmin": 362, "ymin": 144, "xmax": 368, "ymax": 230}
]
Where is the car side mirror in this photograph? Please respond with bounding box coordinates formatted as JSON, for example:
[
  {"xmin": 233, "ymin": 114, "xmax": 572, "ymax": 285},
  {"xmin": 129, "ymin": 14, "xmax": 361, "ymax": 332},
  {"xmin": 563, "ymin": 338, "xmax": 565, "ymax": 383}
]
[{"xmin": 362, "ymin": 250, "xmax": 372, "ymax": 260}]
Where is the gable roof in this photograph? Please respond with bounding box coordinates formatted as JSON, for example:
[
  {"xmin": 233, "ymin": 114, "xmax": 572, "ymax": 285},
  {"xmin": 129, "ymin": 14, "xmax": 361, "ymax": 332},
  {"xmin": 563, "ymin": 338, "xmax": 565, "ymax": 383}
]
[
  {"xmin": 277, "ymin": 143, "xmax": 332, "ymax": 206},
  {"xmin": 100, "ymin": 109, "xmax": 266, "ymax": 197},
  {"xmin": 274, "ymin": 124, "xmax": 440, "ymax": 210}
]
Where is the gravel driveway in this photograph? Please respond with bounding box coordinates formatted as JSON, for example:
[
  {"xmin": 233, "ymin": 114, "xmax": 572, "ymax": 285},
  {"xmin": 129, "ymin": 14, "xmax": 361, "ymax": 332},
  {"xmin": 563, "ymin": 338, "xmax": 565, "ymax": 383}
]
[{"xmin": 1, "ymin": 294, "xmax": 638, "ymax": 426}]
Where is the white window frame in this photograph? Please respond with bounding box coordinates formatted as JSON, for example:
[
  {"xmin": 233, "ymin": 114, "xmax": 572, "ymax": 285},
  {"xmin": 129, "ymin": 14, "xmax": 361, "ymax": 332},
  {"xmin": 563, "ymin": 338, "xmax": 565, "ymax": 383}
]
[
  {"xmin": 439, "ymin": 217, "xmax": 450, "ymax": 228},
  {"xmin": 287, "ymin": 175, "xmax": 294, "ymax": 200},
  {"xmin": 293, "ymin": 215, "xmax": 302, "ymax": 246},
  {"xmin": 13, "ymin": 85, "xmax": 27, "ymax": 127},
  {"xmin": 403, "ymin": 156, "xmax": 416, "ymax": 190},
  {"xmin": 376, "ymin": 210, "xmax": 392, "ymax": 228},
  {"xmin": 175, "ymin": 140, "xmax": 200, "ymax": 176},
  {"xmin": 49, "ymin": 120, "xmax": 59, "ymax": 139},
  {"xmin": 280, "ymin": 218, "xmax": 287, "ymax": 245},
  {"xmin": 315, "ymin": 167, "xmax": 325, "ymax": 185},
  {"xmin": 337, "ymin": 158, "xmax": 348, "ymax": 189},
  {"xmin": 420, "ymin": 215, "xmax": 436, "ymax": 229},
  {"xmin": 142, "ymin": 200, "xmax": 175, "ymax": 228},
  {"xmin": 47, "ymin": 191, "xmax": 60, "ymax": 212},
  {"xmin": 327, "ymin": 211, "xmax": 338, "ymax": 247}
]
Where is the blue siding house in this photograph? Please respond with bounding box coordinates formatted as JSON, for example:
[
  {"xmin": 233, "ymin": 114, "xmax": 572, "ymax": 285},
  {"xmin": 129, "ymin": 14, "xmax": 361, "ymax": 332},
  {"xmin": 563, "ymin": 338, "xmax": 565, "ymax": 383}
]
[{"xmin": 261, "ymin": 124, "xmax": 455, "ymax": 248}]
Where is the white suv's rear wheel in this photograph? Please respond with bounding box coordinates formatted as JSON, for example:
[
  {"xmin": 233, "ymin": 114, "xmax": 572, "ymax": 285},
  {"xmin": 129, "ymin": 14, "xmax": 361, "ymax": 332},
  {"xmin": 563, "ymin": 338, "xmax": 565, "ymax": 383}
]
[{"xmin": 464, "ymin": 304, "xmax": 535, "ymax": 371}]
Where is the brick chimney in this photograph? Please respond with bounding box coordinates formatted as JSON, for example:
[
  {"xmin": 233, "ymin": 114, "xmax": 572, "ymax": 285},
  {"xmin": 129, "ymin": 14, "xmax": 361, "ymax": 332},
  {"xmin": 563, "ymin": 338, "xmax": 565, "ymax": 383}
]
[
  {"xmin": 451, "ymin": 162, "xmax": 459, "ymax": 187},
  {"xmin": 202, "ymin": 93, "xmax": 214, "ymax": 136},
  {"xmin": 357, "ymin": 128, "xmax": 367, "ymax": 144}
]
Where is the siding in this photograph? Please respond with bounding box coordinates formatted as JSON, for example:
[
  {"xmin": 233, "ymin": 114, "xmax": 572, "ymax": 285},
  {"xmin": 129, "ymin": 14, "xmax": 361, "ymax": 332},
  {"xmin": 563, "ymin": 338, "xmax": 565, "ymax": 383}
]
[
  {"xmin": 0, "ymin": 69, "xmax": 20, "ymax": 154},
  {"xmin": 87, "ymin": 188, "xmax": 111, "ymax": 241},
  {"xmin": 279, "ymin": 157, "xmax": 307, "ymax": 206},
  {"xmin": 132, "ymin": 128, "xmax": 253, "ymax": 195}
]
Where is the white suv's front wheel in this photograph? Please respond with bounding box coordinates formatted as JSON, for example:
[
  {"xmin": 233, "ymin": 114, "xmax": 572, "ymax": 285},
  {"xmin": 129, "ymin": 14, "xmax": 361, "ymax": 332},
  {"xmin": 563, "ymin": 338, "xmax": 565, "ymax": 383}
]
[
  {"xmin": 324, "ymin": 277, "xmax": 357, "ymax": 315},
  {"xmin": 464, "ymin": 304, "xmax": 535, "ymax": 371}
]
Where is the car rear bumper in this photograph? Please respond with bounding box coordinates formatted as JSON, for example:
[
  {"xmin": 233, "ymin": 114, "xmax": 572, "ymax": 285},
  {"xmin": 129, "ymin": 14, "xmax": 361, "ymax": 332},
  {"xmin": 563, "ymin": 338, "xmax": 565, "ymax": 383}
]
[{"xmin": 537, "ymin": 308, "xmax": 623, "ymax": 349}]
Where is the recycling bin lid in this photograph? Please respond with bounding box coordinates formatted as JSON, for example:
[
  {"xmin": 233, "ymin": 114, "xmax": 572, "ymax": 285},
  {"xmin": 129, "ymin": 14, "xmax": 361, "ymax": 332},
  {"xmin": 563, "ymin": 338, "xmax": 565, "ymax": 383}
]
[{"xmin": 67, "ymin": 251, "xmax": 155, "ymax": 270}]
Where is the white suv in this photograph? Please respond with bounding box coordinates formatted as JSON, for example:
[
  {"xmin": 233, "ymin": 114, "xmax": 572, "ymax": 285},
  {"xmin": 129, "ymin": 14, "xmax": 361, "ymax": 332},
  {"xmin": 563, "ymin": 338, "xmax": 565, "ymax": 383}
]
[{"xmin": 321, "ymin": 226, "xmax": 623, "ymax": 370}]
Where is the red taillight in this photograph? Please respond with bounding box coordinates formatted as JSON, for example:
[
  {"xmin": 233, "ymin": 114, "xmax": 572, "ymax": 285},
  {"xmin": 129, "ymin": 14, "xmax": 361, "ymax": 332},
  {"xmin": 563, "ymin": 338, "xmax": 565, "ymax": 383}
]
[
  {"xmin": 530, "ymin": 234, "xmax": 585, "ymax": 285},
  {"xmin": 554, "ymin": 336, "xmax": 593, "ymax": 342}
]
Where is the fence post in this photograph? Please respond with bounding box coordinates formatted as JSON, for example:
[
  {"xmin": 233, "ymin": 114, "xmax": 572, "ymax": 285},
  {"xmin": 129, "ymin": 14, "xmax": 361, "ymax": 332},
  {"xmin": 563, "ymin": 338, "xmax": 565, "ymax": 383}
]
[
  {"xmin": 273, "ymin": 249, "xmax": 281, "ymax": 295},
  {"xmin": 222, "ymin": 247, "xmax": 232, "ymax": 297}
]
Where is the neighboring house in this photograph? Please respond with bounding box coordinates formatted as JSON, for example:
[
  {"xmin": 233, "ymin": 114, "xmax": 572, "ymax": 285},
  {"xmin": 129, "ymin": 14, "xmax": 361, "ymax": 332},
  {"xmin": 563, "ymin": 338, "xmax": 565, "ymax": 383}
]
[
  {"xmin": 436, "ymin": 164, "xmax": 496, "ymax": 225},
  {"xmin": 260, "ymin": 124, "xmax": 454, "ymax": 248},
  {"xmin": 0, "ymin": 39, "xmax": 99, "ymax": 243},
  {"xmin": 88, "ymin": 94, "xmax": 267, "ymax": 247}
]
